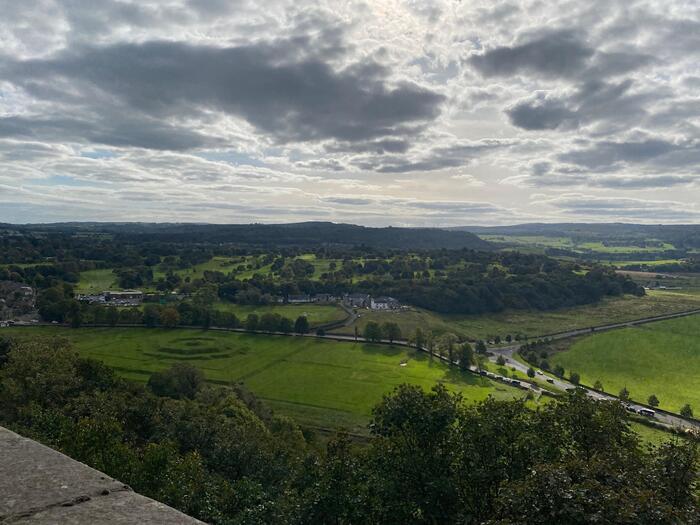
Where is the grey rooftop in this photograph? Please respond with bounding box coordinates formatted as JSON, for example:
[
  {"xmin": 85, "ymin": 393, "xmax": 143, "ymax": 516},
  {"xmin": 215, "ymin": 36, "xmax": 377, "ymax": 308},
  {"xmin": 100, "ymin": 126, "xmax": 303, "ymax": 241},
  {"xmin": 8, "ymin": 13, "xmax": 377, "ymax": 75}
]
[{"xmin": 0, "ymin": 426, "xmax": 204, "ymax": 524}]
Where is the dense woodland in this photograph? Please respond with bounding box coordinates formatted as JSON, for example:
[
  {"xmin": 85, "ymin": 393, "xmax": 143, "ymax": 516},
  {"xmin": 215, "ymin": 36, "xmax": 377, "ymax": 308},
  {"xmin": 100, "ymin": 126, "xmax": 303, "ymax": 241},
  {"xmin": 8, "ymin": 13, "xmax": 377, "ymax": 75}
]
[
  {"xmin": 0, "ymin": 338, "xmax": 697, "ymax": 525},
  {"xmin": 1, "ymin": 226, "xmax": 644, "ymax": 324}
]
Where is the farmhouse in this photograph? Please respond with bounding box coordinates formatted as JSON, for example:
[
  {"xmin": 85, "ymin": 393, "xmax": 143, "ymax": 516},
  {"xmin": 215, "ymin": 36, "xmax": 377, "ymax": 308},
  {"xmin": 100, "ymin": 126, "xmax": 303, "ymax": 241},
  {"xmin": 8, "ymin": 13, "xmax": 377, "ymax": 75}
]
[
  {"xmin": 370, "ymin": 296, "xmax": 400, "ymax": 310},
  {"xmin": 344, "ymin": 293, "xmax": 371, "ymax": 308}
]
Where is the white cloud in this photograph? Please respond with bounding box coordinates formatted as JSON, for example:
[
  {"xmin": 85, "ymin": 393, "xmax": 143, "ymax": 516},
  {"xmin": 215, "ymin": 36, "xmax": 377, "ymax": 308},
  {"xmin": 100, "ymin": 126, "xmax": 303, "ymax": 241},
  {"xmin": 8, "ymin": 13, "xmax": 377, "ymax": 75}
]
[{"xmin": 0, "ymin": 0, "xmax": 698, "ymax": 225}]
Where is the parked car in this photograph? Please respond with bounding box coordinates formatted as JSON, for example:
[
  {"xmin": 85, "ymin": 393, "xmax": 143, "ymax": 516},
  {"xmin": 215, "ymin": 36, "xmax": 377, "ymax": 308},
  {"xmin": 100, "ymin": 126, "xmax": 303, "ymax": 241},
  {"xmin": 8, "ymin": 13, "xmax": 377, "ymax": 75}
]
[
  {"xmin": 638, "ymin": 408, "xmax": 656, "ymax": 418},
  {"xmin": 546, "ymin": 378, "xmax": 555, "ymax": 384}
]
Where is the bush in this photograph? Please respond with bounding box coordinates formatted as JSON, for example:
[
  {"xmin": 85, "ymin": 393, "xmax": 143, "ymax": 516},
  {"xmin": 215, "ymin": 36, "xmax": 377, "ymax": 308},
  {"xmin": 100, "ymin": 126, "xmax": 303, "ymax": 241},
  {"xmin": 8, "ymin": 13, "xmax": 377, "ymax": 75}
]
[
  {"xmin": 680, "ymin": 404, "xmax": 694, "ymax": 418},
  {"xmin": 147, "ymin": 363, "xmax": 204, "ymax": 400}
]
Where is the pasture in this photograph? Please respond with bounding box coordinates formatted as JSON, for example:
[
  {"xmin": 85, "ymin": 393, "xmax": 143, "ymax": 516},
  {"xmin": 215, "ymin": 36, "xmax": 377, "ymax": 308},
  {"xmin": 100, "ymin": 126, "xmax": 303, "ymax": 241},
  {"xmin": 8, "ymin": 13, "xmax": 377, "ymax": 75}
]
[
  {"xmin": 75, "ymin": 269, "xmax": 118, "ymax": 293},
  {"xmin": 2, "ymin": 326, "xmax": 526, "ymax": 433},
  {"xmin": 550, "ymin": 314, "xmax": 700, "ymax": 414},
  {"xmin": 213, "ymin": 301, "xmax": 347, "ymax": 327},
  {"xmin": 335, "ymin": 289, "xmax": 700, "ymax": 341}
]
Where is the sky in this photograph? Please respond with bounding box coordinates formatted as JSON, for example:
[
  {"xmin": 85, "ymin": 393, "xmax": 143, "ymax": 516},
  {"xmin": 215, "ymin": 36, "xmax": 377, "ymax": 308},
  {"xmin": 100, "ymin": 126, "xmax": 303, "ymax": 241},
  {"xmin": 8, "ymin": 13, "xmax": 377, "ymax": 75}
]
[{"xmin": 1, "ymin": 0, "xmax": 699, "ymax": 226}]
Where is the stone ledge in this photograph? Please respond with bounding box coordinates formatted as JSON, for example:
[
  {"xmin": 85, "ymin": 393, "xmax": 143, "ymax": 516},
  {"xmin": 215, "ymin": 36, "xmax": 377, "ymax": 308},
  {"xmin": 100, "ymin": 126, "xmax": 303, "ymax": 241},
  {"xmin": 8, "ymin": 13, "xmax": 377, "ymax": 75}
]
[{"xmin": 0, "ymin": 426, "xmax": 204, "ymax": 524}]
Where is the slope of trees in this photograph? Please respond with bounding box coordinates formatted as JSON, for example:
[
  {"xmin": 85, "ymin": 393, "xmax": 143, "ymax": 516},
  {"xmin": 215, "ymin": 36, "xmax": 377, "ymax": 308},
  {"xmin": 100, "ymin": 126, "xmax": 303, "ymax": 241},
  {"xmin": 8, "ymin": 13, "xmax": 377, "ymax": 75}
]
[{"xmin": 0, "ymin": 338, "xmax": 697, "ymax": 524}]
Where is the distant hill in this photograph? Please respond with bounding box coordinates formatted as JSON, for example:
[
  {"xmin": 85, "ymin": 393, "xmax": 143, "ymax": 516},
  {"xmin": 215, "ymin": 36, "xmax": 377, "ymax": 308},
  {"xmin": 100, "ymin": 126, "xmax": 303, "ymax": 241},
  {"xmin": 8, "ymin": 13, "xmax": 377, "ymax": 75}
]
[
  {"xmin": 452, "ymin": 223, "xmax": 700, "ymax": 249},
  {"xmin": 8, "ymin": 221, "xmax": 492, "ymax": 251}
]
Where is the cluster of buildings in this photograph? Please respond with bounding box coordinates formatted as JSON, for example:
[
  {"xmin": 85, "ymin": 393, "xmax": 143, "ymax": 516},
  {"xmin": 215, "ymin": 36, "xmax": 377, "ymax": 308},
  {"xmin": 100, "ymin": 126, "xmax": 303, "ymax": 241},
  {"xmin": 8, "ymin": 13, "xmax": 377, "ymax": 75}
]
[
  {"xmin": 76, "ymin": 290, "xmax": 144, "ymax": 306},
  {"xmin": 286, "ymin": 292, "xmax": 401, "ymax": 310}
]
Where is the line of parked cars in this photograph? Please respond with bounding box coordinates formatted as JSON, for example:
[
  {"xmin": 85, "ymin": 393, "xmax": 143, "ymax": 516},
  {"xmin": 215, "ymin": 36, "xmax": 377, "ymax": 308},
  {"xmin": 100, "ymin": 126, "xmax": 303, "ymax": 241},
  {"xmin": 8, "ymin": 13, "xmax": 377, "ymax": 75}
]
[
  {"xmin": 625, "ymin": 403, "xmax": 656, "ymax": 418},
  {"xmin": 479, "ymin": 370, "xmax": 531, "ymax": 390}
]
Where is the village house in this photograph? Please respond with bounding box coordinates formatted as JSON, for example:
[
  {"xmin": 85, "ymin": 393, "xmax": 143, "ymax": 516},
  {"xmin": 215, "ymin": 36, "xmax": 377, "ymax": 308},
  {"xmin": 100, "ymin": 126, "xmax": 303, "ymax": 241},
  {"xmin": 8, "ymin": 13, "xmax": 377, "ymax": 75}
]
[
  {"xmin": 344, "ymin": 293, "xmax": 371, "ymax": 308},
  {"xmin": 370, "ymin": 296, "xmax": 400, "ymax": 310}
]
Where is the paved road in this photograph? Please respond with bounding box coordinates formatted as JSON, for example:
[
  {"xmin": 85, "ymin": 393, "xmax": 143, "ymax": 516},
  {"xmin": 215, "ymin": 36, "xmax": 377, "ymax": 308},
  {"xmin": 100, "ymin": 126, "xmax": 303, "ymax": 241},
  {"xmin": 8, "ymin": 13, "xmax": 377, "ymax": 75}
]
[
  {"xmin": 487, "ymin": 343, "xmax": 699, "ymax": 432},
  {"xmin": 534, "ymin": 307, "xmax": 700, "ymax": 341}
]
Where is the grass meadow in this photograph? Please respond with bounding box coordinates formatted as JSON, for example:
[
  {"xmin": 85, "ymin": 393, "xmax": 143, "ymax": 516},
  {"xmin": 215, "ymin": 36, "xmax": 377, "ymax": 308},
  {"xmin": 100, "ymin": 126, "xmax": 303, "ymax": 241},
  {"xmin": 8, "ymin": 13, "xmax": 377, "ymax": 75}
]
[
  {"xmin": 212, "ymin": 302, "xmax": 347, "ymax": 327},
  {"xmin": 2, "ymin": 326, "xmax": 526, "ymax": 433},
  {"xmin": 334, "ymin": 290, "xmax": 700, "ymax": 341},
  {"xmin": 75, "ymin": 269, "xmax": 118, "ymax": 293},
  {"xmin": 550, "ymin": 314, "xmax": 700, "ymax": 414}
]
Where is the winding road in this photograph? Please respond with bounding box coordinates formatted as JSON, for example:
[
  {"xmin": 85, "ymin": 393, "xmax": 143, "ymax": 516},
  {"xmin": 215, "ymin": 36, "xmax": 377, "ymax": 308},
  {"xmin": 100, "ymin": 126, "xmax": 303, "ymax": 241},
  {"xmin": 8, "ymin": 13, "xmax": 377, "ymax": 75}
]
[{"xmin": 484, "ymin": 306, "xmax": 700, "ymax": 432}]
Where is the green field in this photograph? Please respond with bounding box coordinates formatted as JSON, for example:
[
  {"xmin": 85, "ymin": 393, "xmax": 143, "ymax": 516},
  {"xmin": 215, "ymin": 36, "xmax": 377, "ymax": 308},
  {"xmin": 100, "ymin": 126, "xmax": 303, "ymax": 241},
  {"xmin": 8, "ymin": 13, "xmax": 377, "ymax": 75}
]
[
  {"xmin": 213, "ymin": 302, "xmax": 347, "ymax": 327},
  {"xmin": 335, "ymin": 290, "xmax": 700, "ymax": 341},
  {"xmin": 481, "ymin": 235, "xmax": 678, "ymax": 259},
  {"xmin": 550, "ymin": 315, "xmax": 700, "ymax": 414},
  {"xmin": 75, "ymin": 269, "xmax": 118, "ymax": 293},
  {"xmin": 153, "ymin": 256, "xmax": 244, "ymax": 282},
  {"xmin": 2, "ymin": 327, "xmax": 526, "ymax": 433}
]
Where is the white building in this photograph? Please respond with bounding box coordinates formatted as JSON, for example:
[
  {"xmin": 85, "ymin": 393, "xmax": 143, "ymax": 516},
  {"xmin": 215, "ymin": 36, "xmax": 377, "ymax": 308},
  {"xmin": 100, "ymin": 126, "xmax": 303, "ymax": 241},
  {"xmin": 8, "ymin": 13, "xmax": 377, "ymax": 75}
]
[{"xmin": 370, "ymin": 296, "xmax": 400, "ymax": 310}]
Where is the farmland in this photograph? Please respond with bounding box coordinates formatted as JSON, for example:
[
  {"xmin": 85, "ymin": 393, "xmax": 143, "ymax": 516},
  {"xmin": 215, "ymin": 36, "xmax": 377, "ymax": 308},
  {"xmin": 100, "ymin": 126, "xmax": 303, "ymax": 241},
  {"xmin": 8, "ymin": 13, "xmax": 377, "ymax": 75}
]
[
  {"xmin": 550, "ymin": 314, "xmax": 700, "ymax": 414},
  {"xmin": 75, "ymin": 268, "xmax": 118, "ymax": 293},
  {"xmin": 480, "ymin": 234, "xmax": 677, "ymax": 255},
  {"xmin": 335, "ymin": 289, "xmax": 700, "ymax": 341},
  {"xmin": 2, "ymin": 326, "xmax": 527, "ymax": 433},
  {"xmin": 212, "ymin": 301, "xmax": 347, "ymax": 327}
]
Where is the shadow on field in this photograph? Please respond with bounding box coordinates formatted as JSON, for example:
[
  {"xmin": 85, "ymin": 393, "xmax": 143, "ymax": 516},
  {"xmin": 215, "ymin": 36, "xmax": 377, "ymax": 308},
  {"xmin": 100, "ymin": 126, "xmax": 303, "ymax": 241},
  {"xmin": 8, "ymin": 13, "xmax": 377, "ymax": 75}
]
[
  {"xmin": 357, "ymin": 343, "xmax": 404, "ymax": 358},
  {"xmin": 443, "ymin": 368, "xmax": 490, "ymax": 387}
]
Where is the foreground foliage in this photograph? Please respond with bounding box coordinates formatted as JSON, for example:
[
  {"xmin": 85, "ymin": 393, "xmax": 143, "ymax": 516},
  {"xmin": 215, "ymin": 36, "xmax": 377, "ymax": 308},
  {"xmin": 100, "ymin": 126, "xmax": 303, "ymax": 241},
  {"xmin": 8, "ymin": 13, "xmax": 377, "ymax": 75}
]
[{"xmin": 0, "ymin": 338, "xmax": 697, "ymax": 524}]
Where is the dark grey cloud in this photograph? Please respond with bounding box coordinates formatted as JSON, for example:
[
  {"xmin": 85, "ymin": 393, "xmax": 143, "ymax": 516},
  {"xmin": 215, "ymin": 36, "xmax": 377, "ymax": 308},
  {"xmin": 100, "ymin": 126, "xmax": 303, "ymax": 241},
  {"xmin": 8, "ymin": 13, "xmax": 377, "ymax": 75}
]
[
  {"xmin": 0, "ymin": 39, "xmax": 444, "ymax": 150},
  {"xmin": 558, "ymin": 139, "xmax": 676, "ymax": 170},
  {"xmin": 470, "ymin": 30, "xmax": 594, "ymax": 78},
  {"xmin": 325, "ymin": 138, "xmax": 411, "ymax": 155},
  {"xmin": 555, "ymin": 137, "xmax": 700, "ymax": 176},
  {"xmin": 506, "ymin": 79, "xmax": 655, "ymax": 131},
  {"xmin": 470, "ymin": 29, "xmax": 652, "ymax": 81},
  {"xmin": 523, "ymin": 168, "xmax": 696, "ymax": 190},
  {"xmin": 321, "ymin": 197, "xmax": 373, "ymax": 205},
  {"xmin": 471, "ymin": 28, "xmax": 656, "ymax": 135},
  {"xmin": 0, "ymin": 114, "xmax": 218, "ymax": 151},
  {"xmin": 507, "ymin": 96, "xmax": 579, "ymax": 130},
  {"xmin": 356, "ymin": 140, "xmax": 507, "ymax": 173}
]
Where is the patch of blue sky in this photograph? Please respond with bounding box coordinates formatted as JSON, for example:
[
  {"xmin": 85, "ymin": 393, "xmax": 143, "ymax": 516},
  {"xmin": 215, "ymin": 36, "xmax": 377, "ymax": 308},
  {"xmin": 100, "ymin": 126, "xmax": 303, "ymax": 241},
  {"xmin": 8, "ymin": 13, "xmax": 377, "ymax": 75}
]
[
  {"xmin": 197, "ymin": 150, "xmax": 266, "ymax": 167},
  {"xmin": 80, "ymin": 149, "xmax": 117, "ymax": 159},
  {"xmin": 29, "ymin": 175, "xmax": 93, "ymax": 186}
]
